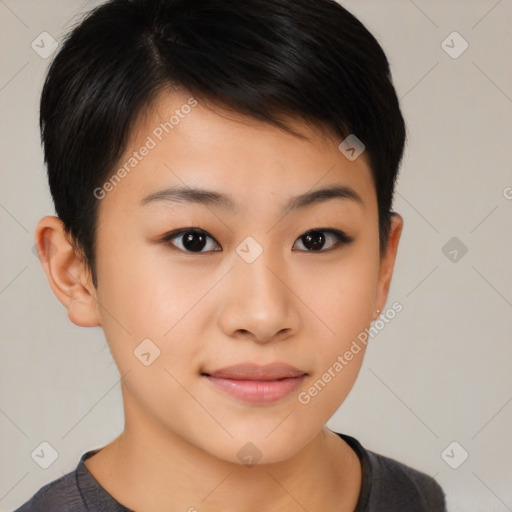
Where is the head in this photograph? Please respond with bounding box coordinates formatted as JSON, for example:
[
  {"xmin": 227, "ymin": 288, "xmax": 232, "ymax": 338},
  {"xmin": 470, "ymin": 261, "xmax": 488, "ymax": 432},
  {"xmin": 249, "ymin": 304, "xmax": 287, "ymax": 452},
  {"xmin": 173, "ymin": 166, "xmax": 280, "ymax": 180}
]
[{"xmin": 36, "ymin": 0, "xmax": 405, "ymax": 464}]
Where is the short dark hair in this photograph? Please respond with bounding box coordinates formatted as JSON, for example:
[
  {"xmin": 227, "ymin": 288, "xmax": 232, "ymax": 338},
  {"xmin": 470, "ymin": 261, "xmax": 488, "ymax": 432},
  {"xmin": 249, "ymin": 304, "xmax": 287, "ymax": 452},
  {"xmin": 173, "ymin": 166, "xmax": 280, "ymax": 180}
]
[{"xmin": 40, "ymin": 0, "xmax": 406, "ymax": 288}]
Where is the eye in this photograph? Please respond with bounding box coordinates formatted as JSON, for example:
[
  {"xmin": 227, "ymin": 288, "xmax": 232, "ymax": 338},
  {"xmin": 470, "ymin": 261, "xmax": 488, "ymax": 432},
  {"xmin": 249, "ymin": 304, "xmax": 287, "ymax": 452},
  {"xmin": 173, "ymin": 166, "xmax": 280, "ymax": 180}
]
[
  {"xmin": 293, "ymin": 229, "xmax": 353, "ymax": 252},
  {"xmin": 160, "ymin": 227, "xmax": 353, "ymax": 254},
  {"xmin": 161, "ymin": 228, "xmax": 221, "ymax": 253}
]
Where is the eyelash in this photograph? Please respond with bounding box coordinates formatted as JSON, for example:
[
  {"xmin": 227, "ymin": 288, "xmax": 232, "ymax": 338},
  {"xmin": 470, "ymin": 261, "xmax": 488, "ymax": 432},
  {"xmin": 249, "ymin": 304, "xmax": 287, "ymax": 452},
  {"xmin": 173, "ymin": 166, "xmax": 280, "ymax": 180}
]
[{"xmin": 160, "ymin": 228, "xmax": 354, "ymax": 253}]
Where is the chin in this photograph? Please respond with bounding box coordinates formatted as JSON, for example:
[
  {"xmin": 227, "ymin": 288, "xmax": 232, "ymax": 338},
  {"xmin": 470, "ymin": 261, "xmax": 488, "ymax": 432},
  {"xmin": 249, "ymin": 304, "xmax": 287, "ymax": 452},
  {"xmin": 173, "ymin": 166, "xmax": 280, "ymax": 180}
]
[{"xmin": 193, "ymin": 426, "xmax": 316, "ymax": 467}]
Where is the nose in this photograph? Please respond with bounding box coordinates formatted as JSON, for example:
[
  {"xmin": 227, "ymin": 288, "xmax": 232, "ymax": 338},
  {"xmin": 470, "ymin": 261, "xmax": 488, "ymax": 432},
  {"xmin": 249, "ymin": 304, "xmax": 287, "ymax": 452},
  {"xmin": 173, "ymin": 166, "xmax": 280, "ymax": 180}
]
[{"xmin": 216, "ymin": 247, "xmax": 300, "ymax": 344}]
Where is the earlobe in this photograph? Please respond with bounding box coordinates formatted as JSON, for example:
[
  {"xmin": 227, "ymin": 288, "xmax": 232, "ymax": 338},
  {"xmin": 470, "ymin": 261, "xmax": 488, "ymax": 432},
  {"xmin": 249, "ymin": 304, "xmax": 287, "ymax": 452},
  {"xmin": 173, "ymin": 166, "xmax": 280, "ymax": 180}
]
[
  {"xmin": 34, "ymin": 216, "xmax": 101, "ymax": 328},
  {"xmin": 372, "ymin": 213, "xmax": 403, "ymax": 321}
]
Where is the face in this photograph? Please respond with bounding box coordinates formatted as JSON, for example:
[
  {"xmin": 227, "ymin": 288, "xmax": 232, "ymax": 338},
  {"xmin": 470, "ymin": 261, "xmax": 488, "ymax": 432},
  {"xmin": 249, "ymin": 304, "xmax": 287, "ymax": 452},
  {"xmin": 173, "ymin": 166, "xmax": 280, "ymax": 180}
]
[{"xmin": 42, "ymin": 87, "xmax": 402, "ymax": 465}]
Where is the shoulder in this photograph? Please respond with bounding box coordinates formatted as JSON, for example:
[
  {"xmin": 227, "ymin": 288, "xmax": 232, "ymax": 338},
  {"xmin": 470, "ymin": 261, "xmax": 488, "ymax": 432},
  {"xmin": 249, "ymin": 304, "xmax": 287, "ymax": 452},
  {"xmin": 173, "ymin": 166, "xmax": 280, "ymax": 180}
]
[
  {"xmin": 365, "ymin": 449, "xmax": 446, "ymax": 511},
  {"xmin": 336, "ymin": 432, "xmax": 447, "ymax": 512},
  {"xmin": 12, "ymin": 469, "xmax": 87, "ymax": 512}
]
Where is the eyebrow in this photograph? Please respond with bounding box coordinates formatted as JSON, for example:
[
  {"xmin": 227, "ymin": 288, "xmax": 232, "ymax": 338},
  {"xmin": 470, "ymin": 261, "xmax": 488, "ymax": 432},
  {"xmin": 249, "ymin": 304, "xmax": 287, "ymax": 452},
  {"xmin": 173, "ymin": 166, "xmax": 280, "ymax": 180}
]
[{"xmin": 141, "ymin": 184, "xmax": 363, "ymax": 213}]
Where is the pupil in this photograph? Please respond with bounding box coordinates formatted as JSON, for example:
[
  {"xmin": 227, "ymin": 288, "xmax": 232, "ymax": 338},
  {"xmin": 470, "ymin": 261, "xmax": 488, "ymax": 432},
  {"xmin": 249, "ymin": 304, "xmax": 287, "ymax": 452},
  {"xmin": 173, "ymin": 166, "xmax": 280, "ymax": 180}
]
[
  {"xmin": 303, "ymin": 231, "xmax": 325, "ymax": 250},
  {"xmin": 184, "ymin": 231, "xmax": 206, "ymax": 251}
]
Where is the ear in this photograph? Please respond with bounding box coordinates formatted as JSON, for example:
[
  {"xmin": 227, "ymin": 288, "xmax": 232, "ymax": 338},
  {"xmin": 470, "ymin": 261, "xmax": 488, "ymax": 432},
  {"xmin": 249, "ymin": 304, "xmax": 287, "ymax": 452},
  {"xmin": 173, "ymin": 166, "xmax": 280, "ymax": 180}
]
[
  {"xmin": 34, "ymin": 216, "xmax": 101, "ymax": 327},
  {"xmin": 371, "ymin": 213, "xmax": 403, "ymax": 321}
]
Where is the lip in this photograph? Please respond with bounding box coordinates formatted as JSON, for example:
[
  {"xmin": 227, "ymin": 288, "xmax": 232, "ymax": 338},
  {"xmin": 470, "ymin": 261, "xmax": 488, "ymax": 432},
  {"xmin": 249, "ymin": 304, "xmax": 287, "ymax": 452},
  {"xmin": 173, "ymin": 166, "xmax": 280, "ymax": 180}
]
[{"xmin": 202, "ymin": 362, "xmax": 308, "ymax": 404}]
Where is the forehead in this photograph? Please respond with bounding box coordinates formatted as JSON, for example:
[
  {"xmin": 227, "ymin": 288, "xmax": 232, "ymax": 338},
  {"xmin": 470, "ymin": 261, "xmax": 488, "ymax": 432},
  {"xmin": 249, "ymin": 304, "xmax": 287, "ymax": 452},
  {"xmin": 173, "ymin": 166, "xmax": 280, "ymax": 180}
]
[
  {"xmin": 104, "ymin": 87, "xmax": 377, "ymax": 213},
  {"xmin": 130, "ymin": 90, "xmax": 335, "ymax": 165}
]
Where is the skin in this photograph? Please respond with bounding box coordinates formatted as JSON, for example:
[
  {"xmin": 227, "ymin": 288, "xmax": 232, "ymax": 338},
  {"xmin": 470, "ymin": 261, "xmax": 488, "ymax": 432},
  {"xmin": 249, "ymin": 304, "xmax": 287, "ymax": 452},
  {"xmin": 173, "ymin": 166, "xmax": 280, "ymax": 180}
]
[{"xmin": 35, "ymin": 87, "xmax": 403, "ymax": 511}]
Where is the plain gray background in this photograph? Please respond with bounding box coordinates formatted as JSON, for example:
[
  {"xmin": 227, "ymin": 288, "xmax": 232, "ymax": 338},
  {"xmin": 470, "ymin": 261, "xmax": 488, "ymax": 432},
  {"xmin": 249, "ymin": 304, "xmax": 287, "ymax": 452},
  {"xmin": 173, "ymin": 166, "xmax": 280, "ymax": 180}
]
[{"xmin": 1, "ymin": 1, "xmax": 511, "ymax": 510}]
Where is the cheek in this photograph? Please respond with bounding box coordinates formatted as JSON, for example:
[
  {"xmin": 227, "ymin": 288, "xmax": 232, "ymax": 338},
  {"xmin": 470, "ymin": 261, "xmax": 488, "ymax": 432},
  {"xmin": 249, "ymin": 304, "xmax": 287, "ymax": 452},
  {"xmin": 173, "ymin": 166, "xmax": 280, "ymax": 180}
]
[
  {"xmin": 297, "ymin": 349, "xmax": 365, "ymax": 424},
  {"xmin": 302, "ymin": 240, "xmax": 380, "ymax": 340},
  {"xmin": 96, "ymin": 234, "xmax": 192, "ymax": 332},
  {"xmin": 297, "ymin": 241, "xmax": 379, "ymax": 408},
  {"xmin": 323, "ymin": 262, "xmax": 378, "ymax": 338},
  {"xmin": 94, "ymin": 237, "xmax": 216, "ymax": 376}
]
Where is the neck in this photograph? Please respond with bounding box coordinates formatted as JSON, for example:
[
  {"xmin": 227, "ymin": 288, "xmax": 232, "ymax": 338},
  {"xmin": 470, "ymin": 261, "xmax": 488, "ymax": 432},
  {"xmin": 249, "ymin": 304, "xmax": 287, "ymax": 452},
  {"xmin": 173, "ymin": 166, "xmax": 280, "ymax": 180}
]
[{"xmin": 85, "ymin": 394, "xmax": 361, "ymax": 511}]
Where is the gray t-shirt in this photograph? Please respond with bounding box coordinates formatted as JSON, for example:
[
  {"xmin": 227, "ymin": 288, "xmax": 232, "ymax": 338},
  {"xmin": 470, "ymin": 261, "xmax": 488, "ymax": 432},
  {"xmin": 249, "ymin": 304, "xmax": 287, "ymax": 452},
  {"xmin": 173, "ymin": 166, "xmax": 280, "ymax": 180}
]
[{"xmin": 13, "ymin": 433, "xmax": 446, "ymax": 511}]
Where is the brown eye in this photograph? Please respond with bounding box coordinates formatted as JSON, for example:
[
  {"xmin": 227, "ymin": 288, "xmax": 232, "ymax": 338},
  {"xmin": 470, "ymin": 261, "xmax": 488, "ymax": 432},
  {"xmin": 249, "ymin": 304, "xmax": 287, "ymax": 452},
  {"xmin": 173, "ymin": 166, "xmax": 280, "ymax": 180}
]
[
  {"xmin": 161, "ymin": 227, "xmax": 353, "ymax": 254},
  {"xmin": 162, "ymin": 229, "xmax": 221, "ymax": 253},
  {"xmin": 293, "ymin": 229, "xmax": 353, "ymax": 252}
]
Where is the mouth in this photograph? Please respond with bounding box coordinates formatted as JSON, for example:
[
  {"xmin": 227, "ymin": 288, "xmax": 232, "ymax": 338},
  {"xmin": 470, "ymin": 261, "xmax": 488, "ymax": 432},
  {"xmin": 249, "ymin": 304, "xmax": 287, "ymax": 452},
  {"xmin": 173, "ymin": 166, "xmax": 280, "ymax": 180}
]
[{"xmin": 201, "ymin": 362, "xmax": 308, "ymax": 404}]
